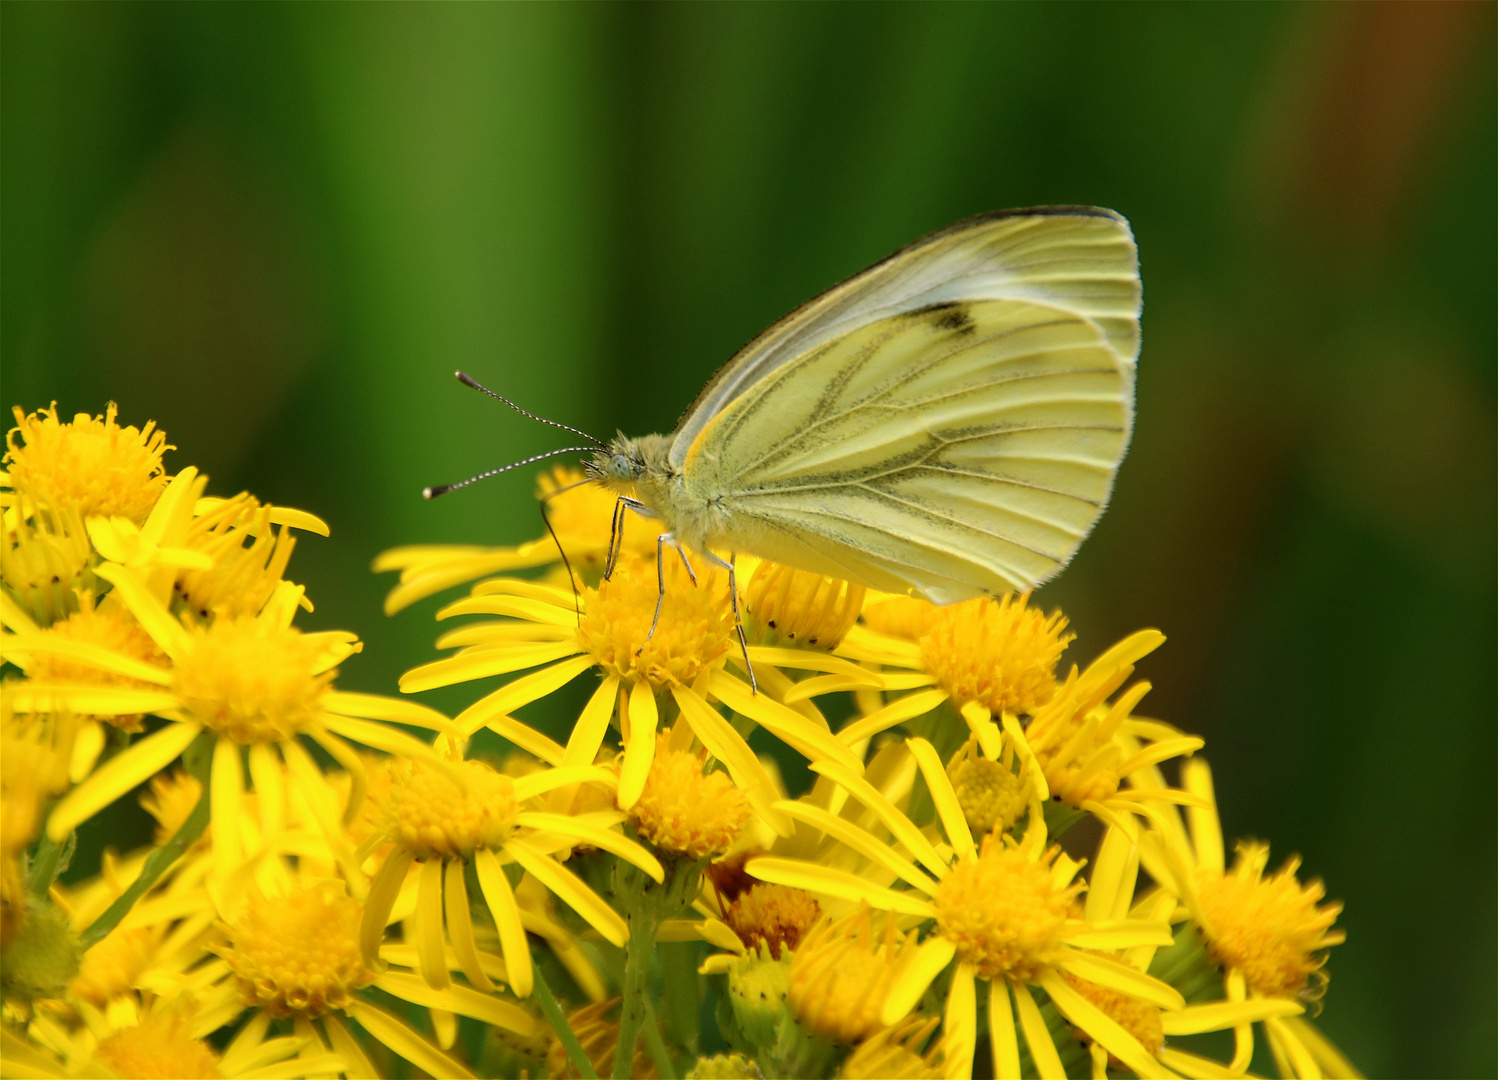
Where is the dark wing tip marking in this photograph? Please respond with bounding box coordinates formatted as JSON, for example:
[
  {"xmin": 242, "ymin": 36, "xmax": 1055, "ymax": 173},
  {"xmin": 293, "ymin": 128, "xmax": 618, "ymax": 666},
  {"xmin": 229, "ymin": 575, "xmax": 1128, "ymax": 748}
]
[{"xmin": 907, "ymin": 300, "xmax": 977, "ymax": 336}]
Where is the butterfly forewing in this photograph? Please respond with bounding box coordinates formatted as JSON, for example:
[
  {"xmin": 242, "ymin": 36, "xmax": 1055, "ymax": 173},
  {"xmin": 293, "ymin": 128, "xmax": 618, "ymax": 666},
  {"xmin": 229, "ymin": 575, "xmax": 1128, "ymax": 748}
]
[
  {"xmin": 682, "ymin": 298, "xmax": 1131, "ymax": 603},
  {"xmin": 669, "ymin": 208, "xmax": 1139, "ymax": 468}
]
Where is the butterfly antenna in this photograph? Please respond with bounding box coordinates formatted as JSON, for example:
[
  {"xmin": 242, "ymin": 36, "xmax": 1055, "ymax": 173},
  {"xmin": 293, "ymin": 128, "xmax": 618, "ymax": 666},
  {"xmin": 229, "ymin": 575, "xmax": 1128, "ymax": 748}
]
[
  {"xmin": 423, "ymin": 447, "xmax": 596, "ymax": 499},
  {"xmin": 539, "ymin": 475, "xmax": 593, "ymax": 621},
  {"xmin": 454, "ymin": 371, "xmax": 606, "ymax": 449}
]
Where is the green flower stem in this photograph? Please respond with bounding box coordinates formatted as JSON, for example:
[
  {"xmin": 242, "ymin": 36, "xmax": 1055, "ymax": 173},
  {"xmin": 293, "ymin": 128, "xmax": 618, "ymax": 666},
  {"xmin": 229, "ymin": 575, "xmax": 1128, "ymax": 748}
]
[
  {"xmin": 613, "ymin": 855, "xmax": 706, "ymax": 1080},
  {"xmin": 642, "ymin": 999, "xmax": 679, "ymax": 1080},
  {"xmin": 26, "ymin": 830, "xmax": 75, "ymax": 897},
  {"xmin": 660, "ymin": 940, "xmax": 701, "ymax": 1055},
  {"xmin": 534, "ymin": 963, "xmax": 597, "ymax": 1080},
  {"xmin": 79, "ymin": 730, "xmax": 213, "ymax": 950}
]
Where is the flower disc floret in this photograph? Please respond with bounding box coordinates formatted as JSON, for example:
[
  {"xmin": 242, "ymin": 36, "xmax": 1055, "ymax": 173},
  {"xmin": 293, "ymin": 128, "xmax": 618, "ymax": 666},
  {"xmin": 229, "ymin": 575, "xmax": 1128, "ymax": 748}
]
[
  {"xmin": 95, "ymin": 1010, "xmax": 223, "ymax": 1080},
  {"xmin": 4, "ymin": 403, "xmax": 170, "ymax": 522},
  {"xmin": 745, "ymin": 561, "xmax": 864, "ymax": 651},
  {"xmin": 381, "ymin": 757, "xmax": 519, "ymax": 860},
  {"xmin": 933, "ymin": 835, "xmax": 1079, "ymax": 982},
  {"xmin": 918, "ymin": 594, "xmax": 1072, "ymax": 716},
  {"xmin": 220, "ymin": 884, "xmax": 372, "ymax": 1018},
  {"xmin": 789, "ymin": 907, "xmax": 917, "ymax": 1044},
  {"xmin": 172, "ymin": 617, "xmax": 331, "ymax": 743},
  {"xmin": 947, "ymin": 739, "xmax": 1029, "ymax": 835},
  {"xmin": 724, "ymin": 883, "xmax": 821, "ymax": 959},
  {"xmin": 578, "ymin": 554, "xmax": 732, "ymax": 685},
  {"xmin": 630, "ymin": 733, "xmax": 750, "ymax": 859},
  {"xmin": 1063, "ymin": 970, "xmax": 1164, "ymax": 1058},
  {"xmin": 1196, "ymin": 842, "xmax": 1344, "ymax": 1000}
]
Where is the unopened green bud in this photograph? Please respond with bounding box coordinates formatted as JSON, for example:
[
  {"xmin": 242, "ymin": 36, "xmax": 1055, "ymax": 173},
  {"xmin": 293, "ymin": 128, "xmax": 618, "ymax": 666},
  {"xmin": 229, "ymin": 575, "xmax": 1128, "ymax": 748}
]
[
  {"xmin": 0, "ymin": 899, "xmax": 81, "ymax": 1001},
  {"xmin": 727, "ymin": 942, "xmax": 791, "ymax": 1049}
]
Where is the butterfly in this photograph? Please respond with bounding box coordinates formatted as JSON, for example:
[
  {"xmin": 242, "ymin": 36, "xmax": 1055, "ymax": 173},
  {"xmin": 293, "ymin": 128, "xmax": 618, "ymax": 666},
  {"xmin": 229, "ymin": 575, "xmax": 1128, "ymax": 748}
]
[{"xmin": 434, "ymin": 207, "xmax": 1140, "ymax": 685}]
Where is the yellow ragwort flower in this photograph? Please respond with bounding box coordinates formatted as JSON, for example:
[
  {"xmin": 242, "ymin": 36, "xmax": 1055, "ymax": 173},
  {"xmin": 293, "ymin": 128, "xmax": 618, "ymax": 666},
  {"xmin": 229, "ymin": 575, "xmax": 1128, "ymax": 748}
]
[
  {"xmin": 3, "ymin": 403, "xmax": 171, "ymax": 523},
  {"xmin": 788, "ymin": 905, "xmax": 919, "ymax": 1044},
  {"xmin": 631, "ymin": 731, "xmax": 753, "ymax": 860}
]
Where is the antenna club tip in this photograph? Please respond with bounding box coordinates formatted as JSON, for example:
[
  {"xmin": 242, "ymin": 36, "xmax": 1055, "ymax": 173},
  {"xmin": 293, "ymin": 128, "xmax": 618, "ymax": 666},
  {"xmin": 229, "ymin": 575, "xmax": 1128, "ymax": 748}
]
[{"xmin": 422, "ymin": 486, "xmax": 438, "ymax": 500}]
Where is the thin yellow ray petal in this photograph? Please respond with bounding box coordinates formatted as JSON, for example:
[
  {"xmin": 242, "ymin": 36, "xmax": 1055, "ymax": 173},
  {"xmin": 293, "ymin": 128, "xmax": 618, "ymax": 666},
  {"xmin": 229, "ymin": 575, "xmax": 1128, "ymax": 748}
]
[
  {"xmin": 989, "ymin": 980, "xmax": 1022, "ymax": 1079},
  {"xmin": 876, "ymin": 671, "xmax": 939, "ymax": 691},
  {"xmin": 881, "ymin": 935, "xmax": 957, "ymax": 1025},
  {"xmin": 515, "ymin": 812, "xmax": 663, "ymax": 883},
  {"xmin": 1064, "ymin": 920, "xmax": 1175, "ymax": 951},
  {"xmin": 1008, "ymin": 981, "xmax": 1065, "ymax": 1079},
  {"xmin": 835, "ymin": 688, "xmax": 950, "ymax": 746},
  {"xmin": 318, "ymin": 715, "xmax": 452, "ymax": 777},
  {"xmin": 781, "ymin": 672, "xmax": 881, "ymax": 705},
  {"xmin": 474, "ymin": 848, "xmax": 531, "ymax": 997},
  {"xmin": 322, "ymin": 691, "xmax": 456, "ymax": 734},
  {"xmin": 278, "ymin": 739, "xmax": 366, "ymax": 894},
  {"xmin": 1267, "ymin": 1016, "xmax": 1323, "ymax": 1079},
  {"xmin": 943, "ymin": 962, "xmax": 978, "ymax": 1080},
  {"xmin": 1161, "ymin": 998, "xmax": 1304, "ymax": 1036},
  {"xmin": 1085, "ymin": 825, "xmax": 1133, "ymax": 925},
  {"xmin": 437, "ymin": 622, "xmax": 575, "ymax": 650},
  {"xmin": 415, "ymin": 859, "xmax": 450, "ymax": 990},
  {"xmin": 443, "ymin": 859, "xmax": 496, "ymax": 993},
  {"xmin": 772, "ymin": 800, "xmax": 934, "ymax": 894},
  {"xmin": 452, "ymin": 655, "xmax": 594, "ymax": 734},
  {"xmin": 470, "ymin": 576, "xmax": 580, "ymax": 605},
  {"xmin": 211, "ymin": 737, "xmax": 244, "ymax": 883},
  {"xmin": 1040, "ymin": 969, "xmax": 1175, "ymax": 1079},
  {"xmin": 375, "ymin": 970, "xmax": 538, "ymax": 1036},
  {"xmin": 710, "ymin": 669, "xmax": 863, "ymax": 771},
  {"xmin": 246, "ymin": 743, "xmax": 285, "ymax": 841},
  {"xmin": 1111, "ymin": 787, "xmax": 1209, "ymax": 808},
  {"xmin": 1056, "ymin": 949, "xmax": 1184, "ymax": 1011},
  {"xmin": 749, "ymin": 857, "xmax": 935, "ymax": 920},
  {"xmin": 1081, "ymin": 799, "xmax": 1139, "ymax": 841},
  {"xmin": 0, "ymin": 591, "xmax": 40, "ymax": 634},
  {"xmin": 484, "ymin": 714, "xmax": 566, "ymax": 767},
  {"xmin": 0, "ymin": 635, "xmax": 171, "ymax": 684},
  {"xmin": 504, "ymin": 837, "xmax": 627, "ymax": 947},
  {"xmin": 743, "ymin": 646, "xmax": 879, "ymax": 681},
  {"xmin": 1181, "ymin": 758, "xmax": 1224, "ymax": 876},
  {"xmin": 219, "ymin": 1008, "xmax": 273, "ymax": 1075},
  {"xmin": 361, "ymin": 850, "xmax": 413, "ymax": 965},
  {"xmin": 47, "ymin": 722, "xmax": 202, "ymax": 840},
  {"xmin": 808, "ymin": 761, "xmax": 948, "ymax": 880},
  {"xmin": 1156, "ymin": 1046, "xmax": 1249, "ymax": 1079},
  {"xmin": 671, "ymin": 685, "xmax": 792, "ymax": 837},
  {"xmin": 512, "ymin": 765, "xmax": 617, "ymax": 803},
  {"xmin": 345, "ymin": 999, "xmax": 477, "ymax": 1080},
  {"xmin": 960, "ymin": 701, "xmax": 1003, "ymax": 759},
  {"xmin": 7, "ymin": 681, "xmax": 180, "ymax": 716},
  {"xmin": 907, "ymin": 737, "xmax": 975, "ymax": 861},
  {"xmin": 436, "ymin": 594, "xmax": 576, "ymax": 627},
  {"xmin": 1117, "ymin": 737, "xmax": 1205, "ymax": 777},
  {"xmin": 1281, "ymin": 1015, "xmax": 1364, "ymax": 1078},
  {"xmin": 998, "ymin": 711, "xmax": 1050, "ymax": 802},
  {"xmin": 563, "ymin": 675, "xmax": 619, "ymax": 767},
  {"xmin": 618, "ymin": 679, "xmax": 658, "ymax": 809},
  {"xmin": 401, "ymin": 640, "xmax": 582, "ymax": 694}
]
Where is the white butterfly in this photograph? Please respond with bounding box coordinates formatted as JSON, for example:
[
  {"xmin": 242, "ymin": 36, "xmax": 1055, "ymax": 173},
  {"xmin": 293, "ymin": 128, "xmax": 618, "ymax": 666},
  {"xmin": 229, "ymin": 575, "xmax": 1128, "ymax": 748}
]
[{"xmin": 587, "ymin": 207, "xmax": 1139, "ymax": 610}]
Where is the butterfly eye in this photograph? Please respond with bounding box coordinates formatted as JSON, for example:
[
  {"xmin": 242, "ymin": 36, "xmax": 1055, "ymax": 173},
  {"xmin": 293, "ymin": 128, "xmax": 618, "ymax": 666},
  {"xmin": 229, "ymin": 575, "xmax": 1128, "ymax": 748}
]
[{"xmin": 608, "ymin": 454, "xmax": 635, "ymax": 481}]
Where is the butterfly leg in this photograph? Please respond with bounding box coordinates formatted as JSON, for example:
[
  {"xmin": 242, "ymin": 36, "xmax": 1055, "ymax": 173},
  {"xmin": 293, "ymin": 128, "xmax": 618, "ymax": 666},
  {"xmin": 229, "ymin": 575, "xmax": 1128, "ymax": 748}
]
[
  {"xmin": 605, "ymin": 496, "xmax": 656, "ymax": 581},
  {"xmin": 700, "ymin": 550, "xmax": 756, "ymax": 695},
  {"xmin": 637, "ymin": 531, "xmax": 678, "ymax": 653}
]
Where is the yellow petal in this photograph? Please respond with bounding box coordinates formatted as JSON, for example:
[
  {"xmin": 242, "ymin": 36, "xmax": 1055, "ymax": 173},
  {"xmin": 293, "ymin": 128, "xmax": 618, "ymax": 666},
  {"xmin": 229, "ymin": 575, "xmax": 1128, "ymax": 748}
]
[
  {"xmin": 0, "ymin": 635, "xmax": 170, "ymax": 685},
  {"xmin": 375, "ymin": 970, "xmax": 538, "ymax": 1036},
  {"xmin": 451, "ymin": 655, "xmax": 594, "ymax": 734},
  {"xmin": 771, "ymin": 799, "xmax": 934, "ymax": 894},
  {"xmin": 1056, "ymin": 949, "xmax": 1184, "ymax": 1011},
  {"xmin": 401, "ymin": 640, "xmax": 582, "ymax": 694},
  {"xmin": 361, "ymin": 850, "xmax": 414, "ymax": 965},
  {"xmin": 989, "ymin": 980, "xmax": 1021, "ymax": 1079},
  {"xmin": 1013, "ymin": 980, "xmax": 1068, "ymax": 1080},
  {"xmin": 999, "ymin": 711, "xmax": 1049, "ymax": 802},
  {"xmin": 515, "ymin": 812, "xmax": 663, "ymax": 883},
  {"xmin": 504, "ymin": 837, "xmax": 627, "ymax": 947},
  {"xmin": 211, "ymin": 737, "xmax": 244, "ymax": 883},
  {"xmin": 881, "ymin": 935, "xmax": 956, "ymax": 1025},
  {"xmin": 323, "ymin": 691, "xmax": 456, "ymax": 734},
  {"xmin": 710, "ymin": 669, "xmax": 862, "ymax": 771},
  {"xmin": 617, "ymin": 679, "xmax": 658, "ymax": 810},
  {"xmin": 943, "ymin": 962, "xmax": 978, "ymax": 1080},
  {"xmin": 671, "ymin": 685, "xmax": 792, "ymax": 836},
  {"xmin": 1064, "ymin": 919, "xmax": 1175, "ymax": 951},
  {"xmin": 47, "ymin": 722, "xmax": 202, "ymax": 840},
  {"xmin": 345, "ymin": 999, "xmax": 477, "ymax": 1080},
  {"xmin": 907, "ymin": 737, "xmax": 974, "ymax": 862},
  {"xmin": 749, "ymin": 857, "xmax": 936, "ymax": 920},
  {"xmin": 473, "ymin": 848, "xmax": 532, "ymax": 998},
  {"xmin": 1040, "ymin": 968, "xmax": 1174, "ymax": 1080},
  {"xmin": 1161, "ymin": 998, "xmax": 1304, "ymax": 1036},
  {"xmin": 809, "ymin": 760, "xmax": 948, "ymax": 881},
  {"xmin": 835, "ymin": 688, "xmax": 949, "ymax": 746},
  {"xmin": 5, "ymin": 681, "xmax": 179, "ymax": 716},
  {"xmin": 92, "ymin": 562, "xmax": 189, "ymax": 659},
  {"xmin": 563, "ymin": 675, "xmax": 619, "ymax": 768},
  {"xmin": 512, "ymin": 765, "xmax": 616, "ymax": 803}
]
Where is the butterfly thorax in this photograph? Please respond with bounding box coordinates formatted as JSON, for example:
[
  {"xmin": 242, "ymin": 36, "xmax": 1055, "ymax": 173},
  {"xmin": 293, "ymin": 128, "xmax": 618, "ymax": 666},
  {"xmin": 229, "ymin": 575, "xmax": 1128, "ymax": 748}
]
[{"xmin": 587, "ymin": 432, "xmax": 725, "ymax": 552}]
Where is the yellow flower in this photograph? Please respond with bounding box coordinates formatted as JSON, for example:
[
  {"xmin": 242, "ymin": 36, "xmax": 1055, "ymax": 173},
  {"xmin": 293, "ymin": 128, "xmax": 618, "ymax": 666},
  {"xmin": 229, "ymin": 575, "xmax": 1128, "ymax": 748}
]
[
  {"xmin": 919, "ymin": 592, "xmax": 1073, "ymax": 716},
  {"xmin": 0, "ymin": 499, "xmax": 93, "ymax": 626},
  {"xmin": 748, "ymin": 736, "xmax": 1184, "ymax": 1079},
  {"xmin": 173, "ymin": 495, "xmax": 328, "ymax": 621},
  {"xmin": 744, "ymin": 559, "xmax": 865, "ymax": 652},
  {"xmin": 92, "ymin": 1007, "xmax": 224, "ymax": 1080},
  {"xmin": 788, "ymin": 905, "xmax": 919, "ymax": 1044},
  {"xmin": 395, "ymin": 548, "xmax": 861, "ymax": 825},
  {"xmin": 946, "ymin": 736, "xmax": 1030, "ymax": 836},
  {"xmin": 1138, "ymin": 757, "xmax": 1351, "ymax": 1076},
  {"xmin": 357, "ymin": 746, "xmax": 658, "ymax": 1003},
  {"xmin": 722, "ymin": 882, "xmax": 822, "ymax": 959},
  {"xmin": 4, "ymin": 564, "xmax": 455, "ymax": 891},
  {"xmin": 632, "ymin": 731, "xmax": 753, "ymax": 860},
  {"xmin": 838, "ymin": 1015, "xmax": 946, "ymax": 1079},
  {"xmin": 3, "ymin": 403, "xmax": 171, "ymax": 523},
  {"xmin": 1, "ymin": 707, "xmax": 75, "ymax": 948}
]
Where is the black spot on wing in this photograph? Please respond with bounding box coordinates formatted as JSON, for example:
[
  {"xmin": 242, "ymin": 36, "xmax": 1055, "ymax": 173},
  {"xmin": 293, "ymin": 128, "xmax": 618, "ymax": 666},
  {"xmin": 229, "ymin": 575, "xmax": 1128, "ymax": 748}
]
[{"xmin": 909, "ymin": 300, "xmax": 976, "ymax": 336}]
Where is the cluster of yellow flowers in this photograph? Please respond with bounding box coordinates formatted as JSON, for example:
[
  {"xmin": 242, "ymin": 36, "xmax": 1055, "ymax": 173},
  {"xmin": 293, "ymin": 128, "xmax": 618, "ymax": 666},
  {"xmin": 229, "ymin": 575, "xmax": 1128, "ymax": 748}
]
[{"xmin": 1, "ymin": 405, "xmax": 1359, "ymax": 1080}]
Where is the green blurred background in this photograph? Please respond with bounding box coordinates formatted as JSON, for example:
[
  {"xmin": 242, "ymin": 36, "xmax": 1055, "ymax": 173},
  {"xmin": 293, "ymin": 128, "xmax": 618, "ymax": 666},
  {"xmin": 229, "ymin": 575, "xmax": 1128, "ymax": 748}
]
[{"xmin": 3, "ymin": 3, "xmax": 1493, "ymax": 1075}]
